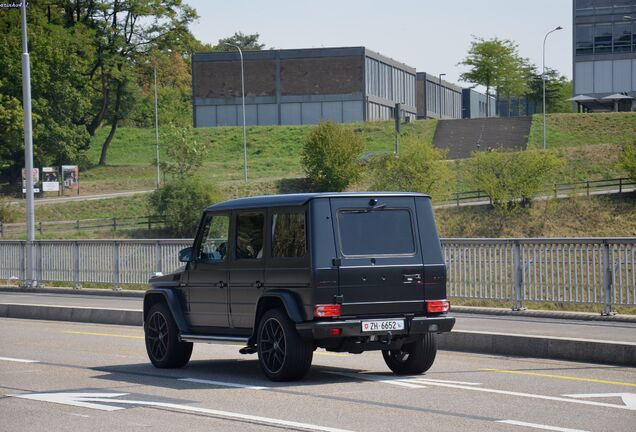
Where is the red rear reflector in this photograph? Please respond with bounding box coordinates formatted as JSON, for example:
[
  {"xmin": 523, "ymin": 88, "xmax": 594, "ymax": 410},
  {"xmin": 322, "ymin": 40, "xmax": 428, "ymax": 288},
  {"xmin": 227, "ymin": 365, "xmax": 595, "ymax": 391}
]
[
  {"xmin": 426, "ymin": 300, "xmax": 450, "ymax": 313},
  {"xmin": 313, "ymin": 304, "xmax": 341, "ymax": 318},
  {"xmin": 329, "ymin": 328, "xmax": 342, "ymax": 336}
]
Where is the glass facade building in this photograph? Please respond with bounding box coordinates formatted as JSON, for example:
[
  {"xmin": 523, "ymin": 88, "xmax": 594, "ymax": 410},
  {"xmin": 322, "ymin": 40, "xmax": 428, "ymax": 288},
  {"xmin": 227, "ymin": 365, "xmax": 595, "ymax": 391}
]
[
  {"xmin": 573, "ymin": 0, "xmax": 636, "ymax": 110},
  {"xmin": 416, "ymin": 73, "xmax": 463, "ymax": 119}
]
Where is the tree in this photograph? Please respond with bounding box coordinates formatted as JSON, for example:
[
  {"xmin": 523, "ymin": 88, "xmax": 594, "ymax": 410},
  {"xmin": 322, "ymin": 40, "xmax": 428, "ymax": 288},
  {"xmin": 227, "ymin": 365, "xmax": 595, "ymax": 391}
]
[
  {"xmin": 161, "ymin": 125, "xmax": 209, "ymax": 178},
  {"xmin": 301, "ymin": 121, "xmax": 364, "ymax": 191},
  {"xmin": 619, "ymin": 141, "xmax": 636, "ymax": 180},
  {"xmin": 369, "ymin": 138, "xmax": 453, "ymax": 201},
  {"xmin": 459, "ymin": 37, "xmax": 528, "ymax": 117},
  {"xmin": 216, "ymin": 32, "xmax": 265, "ymax": 50},
  {"xmin": 526, "ymin": 66, "xmax": 573, "ymax": 113},
  {"xmin": 467, "ymin": 149, "xmax": 562, "ymax": 213},
  {"xmin": 149, "ymin": 178, "xmax": 222, "ymax": 237}
]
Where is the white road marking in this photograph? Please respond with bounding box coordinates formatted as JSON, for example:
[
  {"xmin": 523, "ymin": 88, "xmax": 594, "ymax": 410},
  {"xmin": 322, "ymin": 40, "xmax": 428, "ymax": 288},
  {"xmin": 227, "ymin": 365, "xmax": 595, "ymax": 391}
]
[
  {"xmin": 325, "ymin": 371, "xmax": 427, "ymax": 389},
  {"xmin": 329, "ymin": 372, "xmax": 635, "ymax": 411},
  {"xmin": 179, "ymin": 378, "xmax": 267, "ymax": 390},
  {"xmin": 562, "ymin": 393, "xmax": 636, "ymax": 410},
  {"xmin": 405, "ymin": 378, "xmax": 482, "ymax": 386},
  {"xmin": 10, "ymin": 392, "xmax": 355, "ymax": 432},
  {"xmin": 496, "ymin": 420, "xmax": 590, "ymax": 432},
  {"xmin": 0, "ymin": 356, "xmax": 39, "ymax": 363}
]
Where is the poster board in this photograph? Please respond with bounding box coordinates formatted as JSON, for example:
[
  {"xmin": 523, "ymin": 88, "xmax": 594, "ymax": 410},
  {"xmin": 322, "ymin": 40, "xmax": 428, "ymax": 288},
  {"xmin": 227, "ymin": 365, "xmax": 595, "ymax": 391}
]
[
  {"xmin": 22, "ymin": 168, "xmax": 40, "ymax": 193},
  {"xmin": 62, "ymin": 165, "xmax": 79, "ymax": 195},
  {"xmin": 42, "ymin": 167, "xmax": 60, "ymax": 192}
]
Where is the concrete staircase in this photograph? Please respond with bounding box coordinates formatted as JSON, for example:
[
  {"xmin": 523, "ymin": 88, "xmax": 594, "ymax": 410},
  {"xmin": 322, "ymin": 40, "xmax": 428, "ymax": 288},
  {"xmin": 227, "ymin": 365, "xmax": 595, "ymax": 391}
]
[{"xmin": 433, "ymin": 117, "xmax": 532, "ymax": 159}]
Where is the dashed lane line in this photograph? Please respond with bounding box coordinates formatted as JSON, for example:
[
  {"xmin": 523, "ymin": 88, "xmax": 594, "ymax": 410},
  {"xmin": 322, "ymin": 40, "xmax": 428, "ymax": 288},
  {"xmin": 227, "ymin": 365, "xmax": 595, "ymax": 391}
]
[
  {"xmin": 0, "ymin": 356, "xmax": 39, "ymax": 363},
  {"xmin": 481, "ymin": 368, "xmax": 636, "ymax": 388},
  {"xmin": 496, "ymin": 420, "xmax": 590, "ymax": 432}
]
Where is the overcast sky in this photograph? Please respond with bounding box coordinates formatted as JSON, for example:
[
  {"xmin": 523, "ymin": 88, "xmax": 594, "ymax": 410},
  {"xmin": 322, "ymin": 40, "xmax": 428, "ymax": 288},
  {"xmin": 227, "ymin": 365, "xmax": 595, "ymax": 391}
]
[{"xmin": 187, "ymin": 0, "xmax": 573, "ymax": 87}]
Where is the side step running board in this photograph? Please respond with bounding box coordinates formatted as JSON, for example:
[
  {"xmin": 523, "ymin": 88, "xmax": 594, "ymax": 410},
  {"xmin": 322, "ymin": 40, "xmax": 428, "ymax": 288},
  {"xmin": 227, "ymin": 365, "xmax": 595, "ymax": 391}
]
[{"xmin": 179, "ymin": 333, "xmax": 249, "ymax": 345}]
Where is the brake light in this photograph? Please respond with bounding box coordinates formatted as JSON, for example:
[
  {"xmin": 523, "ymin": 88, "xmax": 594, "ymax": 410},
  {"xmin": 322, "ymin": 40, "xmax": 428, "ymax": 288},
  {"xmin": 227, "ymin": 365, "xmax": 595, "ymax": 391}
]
[
  {"xmin": 426, "ymin": 299, "xmax": 450, "ymax": 313},
  {"xmin": 313, "ymin": 304, "xmax": 341, "ymax": 318}
]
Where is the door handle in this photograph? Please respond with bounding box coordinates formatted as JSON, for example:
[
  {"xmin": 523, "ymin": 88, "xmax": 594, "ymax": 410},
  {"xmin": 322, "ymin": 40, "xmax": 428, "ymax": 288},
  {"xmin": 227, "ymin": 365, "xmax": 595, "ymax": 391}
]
[
  {"xmin": 255, "ymin": 281, "xmax": 263, "ymax": 289},
  {"xmin": 219, "ymin": 281, "xmax": 227, "ymax": 289}
]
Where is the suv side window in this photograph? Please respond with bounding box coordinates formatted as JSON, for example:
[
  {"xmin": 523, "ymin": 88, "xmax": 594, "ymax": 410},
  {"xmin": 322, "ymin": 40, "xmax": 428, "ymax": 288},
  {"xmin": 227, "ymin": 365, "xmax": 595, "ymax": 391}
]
[
  {"xmin": 235, "ymin": 212, "xmax": 265, "ymax": 259},
  {"xmin": 197, "ymin": 214, "xmax": 229, "ymax": 262},
  {"xmin": 272, "ymin": 211, "xmax": 306, "ymax": 258}
]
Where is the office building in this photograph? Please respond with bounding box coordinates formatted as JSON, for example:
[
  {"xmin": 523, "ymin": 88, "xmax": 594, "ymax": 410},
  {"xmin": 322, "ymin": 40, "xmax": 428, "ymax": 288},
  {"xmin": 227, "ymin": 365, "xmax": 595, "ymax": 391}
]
[{"xmin": 416, "ymin": 73, "xmax": 462, "ymax": 119}]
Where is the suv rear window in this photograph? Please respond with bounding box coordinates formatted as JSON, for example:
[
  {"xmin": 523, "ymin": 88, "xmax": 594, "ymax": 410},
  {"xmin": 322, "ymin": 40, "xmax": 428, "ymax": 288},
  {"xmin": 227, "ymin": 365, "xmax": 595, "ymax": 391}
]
[{"xmin": 337, "ymin": 209, "xmax": 415, "ymax": 256}]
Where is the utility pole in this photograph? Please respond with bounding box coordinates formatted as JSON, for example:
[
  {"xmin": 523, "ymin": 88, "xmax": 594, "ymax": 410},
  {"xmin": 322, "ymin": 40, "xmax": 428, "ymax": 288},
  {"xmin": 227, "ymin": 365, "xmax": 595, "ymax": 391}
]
[
  {"xmin": 21, "ymin": 2, "xmax": 36, "ymax": 287},
  {"xmin": 542, "ymin": 26, "xmax": 563, "ymax": 150}
]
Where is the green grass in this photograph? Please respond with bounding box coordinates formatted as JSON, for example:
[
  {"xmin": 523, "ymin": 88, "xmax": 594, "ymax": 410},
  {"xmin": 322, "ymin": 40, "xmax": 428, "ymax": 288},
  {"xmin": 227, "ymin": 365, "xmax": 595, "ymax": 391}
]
[{"xmin": 529, "ymin": 112, "xmax": 636, "ymax": 149}]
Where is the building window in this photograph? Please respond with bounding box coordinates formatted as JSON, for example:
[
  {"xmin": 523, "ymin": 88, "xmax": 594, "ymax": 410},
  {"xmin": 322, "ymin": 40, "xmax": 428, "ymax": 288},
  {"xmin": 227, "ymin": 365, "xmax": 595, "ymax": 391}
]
[
  {"xmin": 614, "ymin": 23, "xmax": 632, "ymax": 53},
  {"xmin": 594, "ymin": 23, "xmax": 613, "ymax": 54},
  {"xmin": 576, "ymin": 24, "xmax": 594, "ymax": 55},
  {"xmin": 574, "ymin": 0, "xmax": 594, "ymax": 16}
]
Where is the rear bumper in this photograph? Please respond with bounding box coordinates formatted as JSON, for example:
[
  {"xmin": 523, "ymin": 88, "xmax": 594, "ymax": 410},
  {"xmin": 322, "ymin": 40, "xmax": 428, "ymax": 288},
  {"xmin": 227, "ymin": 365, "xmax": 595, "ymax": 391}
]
[{"xmin": 297, "ymin": 314, "xmax": 455, "ymax": 340}]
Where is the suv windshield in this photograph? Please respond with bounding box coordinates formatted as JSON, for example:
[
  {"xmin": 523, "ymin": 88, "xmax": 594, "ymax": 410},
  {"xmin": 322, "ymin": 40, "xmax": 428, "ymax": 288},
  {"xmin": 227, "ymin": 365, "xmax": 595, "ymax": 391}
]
[{"xmin": 337, "ymin": 208, "xmax": 415, "ymax": 256}]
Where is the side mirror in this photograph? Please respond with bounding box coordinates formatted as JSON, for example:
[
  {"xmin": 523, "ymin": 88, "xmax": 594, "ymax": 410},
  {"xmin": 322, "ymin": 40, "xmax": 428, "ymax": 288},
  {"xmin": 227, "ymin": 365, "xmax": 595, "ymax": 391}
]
[{"xmin": 178, "ymin": 247, "xmax": 193, "ymax": 263}]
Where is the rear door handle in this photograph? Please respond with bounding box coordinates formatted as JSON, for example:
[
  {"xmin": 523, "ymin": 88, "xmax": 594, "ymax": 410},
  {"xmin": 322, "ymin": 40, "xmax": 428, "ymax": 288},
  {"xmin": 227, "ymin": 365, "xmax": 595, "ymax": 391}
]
[
  {"xmin": 219, "ymin": 281, "xmax": 227, "ymax": 289},
  {"xmin": 402, "ymin": 273, "xmax": 422, "ymax": 283},
  {"xmin": 255, "ymin": 281, "xmax": 263, "ymax": 289}
]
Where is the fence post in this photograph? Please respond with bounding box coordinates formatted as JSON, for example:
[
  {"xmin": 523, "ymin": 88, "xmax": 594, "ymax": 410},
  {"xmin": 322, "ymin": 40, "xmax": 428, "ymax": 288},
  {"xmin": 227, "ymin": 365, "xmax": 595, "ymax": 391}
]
[
  {"xmin": 586, "ymin": 180, "xmax": 590, "ymax": 197},
  {"xmin": 602, "ymin": 241, "xmax": 615, "ymax": 316},
  {"xmin": 113, "ymin": 241, "xmax": 121, "ymax": 291},
  {"xmin": 156, "ymin": 240, "xmax": 163, "ymax": 274},
  {"xmin": 36, "ymin": 242, "xmax": 43, "ymax": 288},
  {"xmin": 0, "ymin": 222, "xmax": 3, "ymax": 238},
  {"xmin": 19, "ymin": 241, "xmax": 26, "ymax": 287},
  {"xmin": 73, "ymin": 241, "xmax": 81, "ymax": 289},
  {"xmin": 455, "ymin": 193, "xmax": 460, "ymax": 207},
  {"xmin": 619, "ymin": 178, "xmax": 623, "ymax": 194},
  {"xmin": 113, "ymin": 217, "xmax": 117, "ymax": 231},
  {"xmin": 512, "ymin": 241, "xmax": 525, "ymax": 311}
]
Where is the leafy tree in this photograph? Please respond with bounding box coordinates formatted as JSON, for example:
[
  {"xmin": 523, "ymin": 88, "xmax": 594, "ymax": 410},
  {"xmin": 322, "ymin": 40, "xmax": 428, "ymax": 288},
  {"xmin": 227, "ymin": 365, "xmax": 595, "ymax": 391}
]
[
  {"xmin": 161, "ymin": 125, "xmax": 209, "ymax": 178},
  {"xmin": 302, "ymin": 121, "xmax": 364, "ymax": 192},
  {"xmin": 467, "ymin": 149, "xmax": 562, "ymax": 213},
  {"xmin": 459, "ymin": 37, "xmax": 528, "ymax": 117},
  {"xmin": 216, "ymin": 32, "xmax": 265, "ymax": 50},
  {"xmin": 525, "ymin": 67, "xmax": 573, "ymax": 113},
  {"xmin": 619, "ymin": 141, "xmax": 636, "ymax": 180},
  {"xmin": 369, "ymin": 138, "xmax": 453, "ymax": 201},
  {"xmin": 149, "ymin": 178, "xmax": 222, "ymax": 237}
]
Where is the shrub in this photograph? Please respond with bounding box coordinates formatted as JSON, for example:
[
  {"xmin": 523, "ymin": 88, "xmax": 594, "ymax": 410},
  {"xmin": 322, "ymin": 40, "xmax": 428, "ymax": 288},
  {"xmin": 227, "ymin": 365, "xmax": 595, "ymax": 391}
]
[
  {"xmin": 369, "ymin": 137, "xmax": 453, "ymax": 201},
  {"xmin": 468, "ymin": 149, "xmax": 562, "ymax": 212},
  {"xmin": 301, "ymin": 121, "xmax": 364, "ymax": 191},
  {"xmin": 161, "ymin": 125, "xmax": 210, "ymax": 179},
  {"xmin": 149, "ymin": 178, "xmax": 222, "ymax": 237},
  {"xmin": 0, "ymin": 198, "xmax": 17, "ymax": 224},
  {"xmin": 619, "ymin": 141, "xmax": 636, "ymax": 180}
]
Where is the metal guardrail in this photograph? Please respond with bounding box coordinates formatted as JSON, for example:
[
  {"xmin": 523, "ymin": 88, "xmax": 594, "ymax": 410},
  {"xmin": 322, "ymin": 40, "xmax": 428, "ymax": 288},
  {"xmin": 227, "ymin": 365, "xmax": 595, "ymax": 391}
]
[
  {"xmin": 0, "ymin": 215, "xmax": 165, "ymax": 237},
  {"xmin": 0, "ymin": 238, "xmax": 633, "ymax": 314}
]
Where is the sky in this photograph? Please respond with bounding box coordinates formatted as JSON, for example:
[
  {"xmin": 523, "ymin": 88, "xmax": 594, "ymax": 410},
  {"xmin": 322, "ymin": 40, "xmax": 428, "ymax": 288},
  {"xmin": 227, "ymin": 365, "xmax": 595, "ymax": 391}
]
[{"xmin": 186, "ymin": 0, "xmax": 573, "ymax": 87}]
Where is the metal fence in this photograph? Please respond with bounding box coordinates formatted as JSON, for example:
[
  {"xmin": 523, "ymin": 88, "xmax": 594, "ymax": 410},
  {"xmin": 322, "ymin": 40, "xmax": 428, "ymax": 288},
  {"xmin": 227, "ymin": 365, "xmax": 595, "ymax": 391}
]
[
  {"xmin": 0, "ymin": 238, "xmax": 634, "ymax": 314},
  {"xmin": 0, "ymin": 215, "xmax": 165, "ymax": 237}
]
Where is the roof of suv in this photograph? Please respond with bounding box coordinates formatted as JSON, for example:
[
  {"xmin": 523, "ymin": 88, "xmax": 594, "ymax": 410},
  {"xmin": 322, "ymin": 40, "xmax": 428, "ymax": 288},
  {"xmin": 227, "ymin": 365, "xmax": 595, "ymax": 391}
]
[{"xmin": 205, "ymin": 192, "xmax": 430, "ymax": 212}]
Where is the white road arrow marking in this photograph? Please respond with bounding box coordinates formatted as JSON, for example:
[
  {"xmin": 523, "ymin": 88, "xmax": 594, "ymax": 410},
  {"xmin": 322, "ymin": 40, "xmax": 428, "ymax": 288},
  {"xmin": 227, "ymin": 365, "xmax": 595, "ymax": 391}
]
[
  {"xmin": 10, "ymin": 392, "xmax": 355, "ymax": 432},
  {"xmin": 561, "ymin": 393, "xmax": 636, "ymax": 410},
  {"xmin": 329, "ymin": 372, "xmax": 636, "ymax": 411},
  {"xmin": 178, "ymin": 377, "xmax": 267, "ymax": 390},
  {"xmin": 496, "ymin": 419, "xmax": 590, "ymax": 432},
  {"xmin": 0, "ymin": 356, "xmax": 39, "ymax": 363}
]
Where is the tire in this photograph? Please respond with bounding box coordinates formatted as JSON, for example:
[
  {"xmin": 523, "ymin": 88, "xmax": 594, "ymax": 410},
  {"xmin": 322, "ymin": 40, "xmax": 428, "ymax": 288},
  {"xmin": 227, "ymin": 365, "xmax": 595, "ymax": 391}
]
[
  {"xmin": 144, "ymin": 302, "xmax": 193, "ymax": 368},
  {"xmin": 257, "ymin": 308, "xmax": 313, "ymax": 381},
  {"xmin": 382, "ymin": 333, "xmax": 437, "ymax": 375}
]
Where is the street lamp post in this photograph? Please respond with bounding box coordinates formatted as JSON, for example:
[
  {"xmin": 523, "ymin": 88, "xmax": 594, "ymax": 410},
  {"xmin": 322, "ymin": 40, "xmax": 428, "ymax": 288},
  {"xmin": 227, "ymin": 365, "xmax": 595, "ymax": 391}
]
[
  {"xmin": 20, "ymin": 2, "xmax": 35, "ymax": 287},
  {"xmin": 438, "ymin": 73, "xmax": 446, "ymax": 120},
  {"xmin": 542, "ymin": 26, "xmax": 563, "ymax": 150},
  {"xmin": 153, "ymin": 63, "xmax": 160, "ymax": 188},
  {"xmin": 225, "ymin": 43, "xmax": 248, "ymax": 183}
]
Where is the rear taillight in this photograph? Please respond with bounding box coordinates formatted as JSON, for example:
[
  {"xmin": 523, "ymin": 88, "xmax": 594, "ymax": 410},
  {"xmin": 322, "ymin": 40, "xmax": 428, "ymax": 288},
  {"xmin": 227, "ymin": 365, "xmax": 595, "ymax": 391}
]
[
  {"xmin": 313, "ymin": 304, "xmax": 341, "ymax": 318},
  {"xmin": 426, "ymin": 299, "xmax": 450, "ymax": 313}
]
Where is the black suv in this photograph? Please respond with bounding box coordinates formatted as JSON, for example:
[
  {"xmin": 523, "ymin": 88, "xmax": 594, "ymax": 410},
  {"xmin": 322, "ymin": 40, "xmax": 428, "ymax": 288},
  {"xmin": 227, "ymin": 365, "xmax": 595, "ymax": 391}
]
[{"xmin": 143, "ymin": 193, "xmax": 455, "ymax": 381}]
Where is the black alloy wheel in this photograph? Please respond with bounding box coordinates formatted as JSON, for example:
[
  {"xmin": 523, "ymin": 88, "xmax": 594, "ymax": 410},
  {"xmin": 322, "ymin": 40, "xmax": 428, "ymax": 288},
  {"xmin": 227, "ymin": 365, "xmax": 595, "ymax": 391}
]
[
  {"xmin": 382, "ymin": 332, "xmax": 438, "ymax": 375},
  {"xmin": 144, "ymin": 302, "xmax": 192, "ymax": 368},
  {"xmin": 257, "ymin": 308, "xmax": 313, "ymax": 381}
]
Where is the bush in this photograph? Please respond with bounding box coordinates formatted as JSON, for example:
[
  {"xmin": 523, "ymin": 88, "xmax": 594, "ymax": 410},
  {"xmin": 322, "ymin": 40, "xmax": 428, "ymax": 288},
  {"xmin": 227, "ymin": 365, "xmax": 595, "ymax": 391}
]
[
  {"xmin": 0, "ymin": 198, "xmax": 17, "ymax": 224},
  {"xmin": 369, "ymin": 137, "xmax": 453, "ymax": 201},
  {"xmin": 301, "ymin": 121, "xmax": 364, "ymax": 191},
  {"xmin": 619, "ymin": 141, "xmax": 636, "ymax": 180},
  {"xmin": 468, "ymin": 149, "xmax": 562, "ymax": 212},
  {"xmin": 161, "ymin": 125, "xmax": 210, "ymax": 179},
  {"xmin": 149, "ymin": 178, "xmax": 222, "ymax": 237}
]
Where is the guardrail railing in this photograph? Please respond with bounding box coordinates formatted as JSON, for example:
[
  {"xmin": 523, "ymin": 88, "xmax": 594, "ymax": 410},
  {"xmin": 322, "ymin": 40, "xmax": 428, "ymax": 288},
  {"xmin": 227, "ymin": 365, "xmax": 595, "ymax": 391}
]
[{"xmin": 0, "ymin": 238, "xmax": 633, "ymax": 314}]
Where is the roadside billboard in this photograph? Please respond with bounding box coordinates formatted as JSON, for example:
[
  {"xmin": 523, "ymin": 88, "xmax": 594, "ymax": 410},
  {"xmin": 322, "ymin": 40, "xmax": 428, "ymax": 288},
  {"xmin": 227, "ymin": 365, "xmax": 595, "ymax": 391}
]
[
  {"xmin": 62, "ymin": 165, "xmax": 79, "ymax": 195},
  {"xmin": 42, "ymin": 167, "xmax": 60, "ymax": 192},
  {"xmin": 21, "ymin": 168, "xmax": 40, "ymax": 193}
]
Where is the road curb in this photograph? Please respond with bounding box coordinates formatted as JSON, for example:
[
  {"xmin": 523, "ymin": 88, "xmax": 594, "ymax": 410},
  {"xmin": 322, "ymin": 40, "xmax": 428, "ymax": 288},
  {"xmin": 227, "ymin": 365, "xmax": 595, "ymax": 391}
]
[{"xmin": 1, "ymin": 303, "xmax": 634, "ymax": 366}]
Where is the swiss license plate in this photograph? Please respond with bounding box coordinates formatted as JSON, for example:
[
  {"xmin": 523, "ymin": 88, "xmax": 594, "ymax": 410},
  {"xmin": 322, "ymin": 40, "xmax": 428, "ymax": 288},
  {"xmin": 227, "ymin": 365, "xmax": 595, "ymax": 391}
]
[{"xmin": 361, "ymin": 319, "xmax": 405, "ymax": 332}]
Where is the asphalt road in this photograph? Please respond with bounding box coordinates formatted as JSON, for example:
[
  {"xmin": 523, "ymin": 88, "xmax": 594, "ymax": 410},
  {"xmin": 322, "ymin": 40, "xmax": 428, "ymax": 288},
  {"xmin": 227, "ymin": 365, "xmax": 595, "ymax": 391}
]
[
  {"xmin": 1, "ymin": 318, "xmax": 634, "ymax": 432},
  {"xmin": 2, "ymin": 291, "xmax": 635, "ymax": 343}
]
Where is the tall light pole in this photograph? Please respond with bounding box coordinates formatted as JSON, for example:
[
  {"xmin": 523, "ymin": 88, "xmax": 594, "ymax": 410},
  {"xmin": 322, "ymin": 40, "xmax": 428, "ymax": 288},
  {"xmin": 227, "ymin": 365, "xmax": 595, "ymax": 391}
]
[
  {"xmin": 152, "ymin": 62, "xmax": 160, "ymax": 188},
  {"xmin": 21, "ymin": 2, "xmax": 35, "ymax": 287},
  {"xmin": 225, "ymin": 43, "xmax": 248, "ymax": 183},
  {"xmin": 438, "ymin": 73, "xmax": 446, "ymax": 120},
  {"xmin": 543, "ymin": 26, "xmax": 563, "ymax": 150}
]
